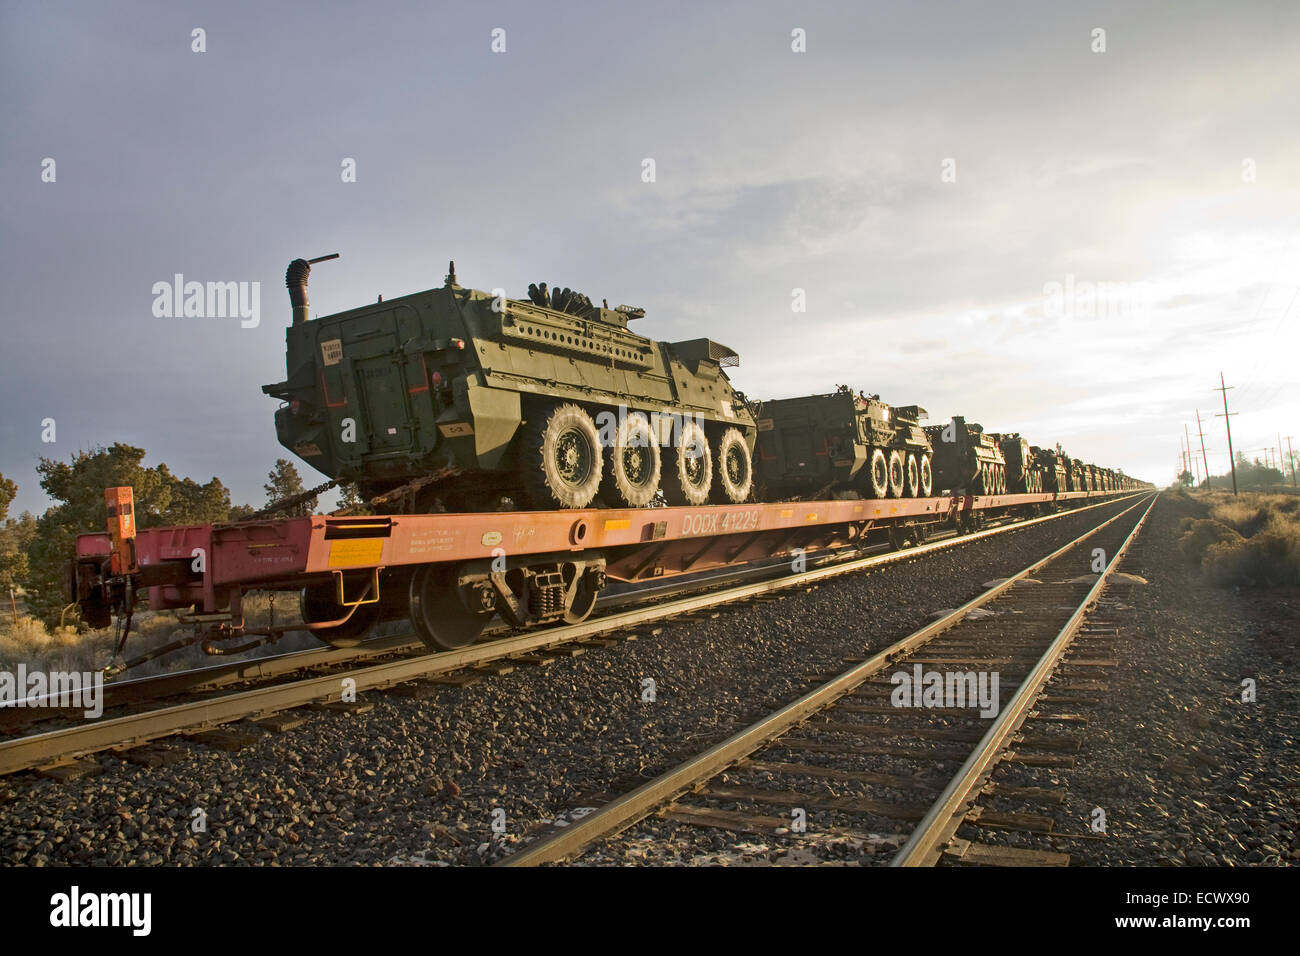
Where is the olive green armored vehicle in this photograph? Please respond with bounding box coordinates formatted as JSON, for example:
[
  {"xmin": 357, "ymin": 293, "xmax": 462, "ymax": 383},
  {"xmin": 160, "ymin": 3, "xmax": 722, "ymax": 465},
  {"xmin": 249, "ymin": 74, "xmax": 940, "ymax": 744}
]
[
  {"xmin": 754, "ymin": 386, "xmax": 934, "ymax": 499},
  {"xmin": 924, "ymin": 417, "xmax": 1007, "ymax": 495},
  {"xmin": 1031, "ymin": 446, "xmax": 1068, "ymax": 493},
  {"xmin": 264, "ymin": 258, "xmax": 757, "ymax": 512},
  {"xmin": 1069, "ymin": 458, "xmax": 1090, "ymax": 491},
  {"xmin": 991, "ymin": 433, "xmax": 1040, "ymax": 493}
]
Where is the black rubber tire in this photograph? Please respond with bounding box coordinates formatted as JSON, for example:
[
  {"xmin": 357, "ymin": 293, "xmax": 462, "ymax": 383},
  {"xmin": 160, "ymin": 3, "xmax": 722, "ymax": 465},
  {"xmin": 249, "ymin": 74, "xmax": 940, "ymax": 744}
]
[
  {"xmin": 904, "ymin": 452, "xmax": 920, "ymax": 498},
  {"xmin": 300, "ymin": 582, "xmax": 380, "ymax": 648},
  {"xmin": 919, "ymin": 454, "xmax": 933, "ymax": 497},
  {"xmin": 521, "ymin": 403, "xmax": 603, "ymax": 509},
  {"xmin": 662, "ymin": 418, "xmax": 713, "ymax": 506},
  {"xmin": 866, "ymin": 448, "xmax": 889, "ymax": 498},
  {"xmin": 886, "ymin": 449, "xmax": 905, "ymax": 498},
  {"xmin": 599, "ymin": 411, "xmax": 661, "ymax": 508},
  {"xmin": 712, "ymin": 427, "xmax": 754, "ymax": 504}
]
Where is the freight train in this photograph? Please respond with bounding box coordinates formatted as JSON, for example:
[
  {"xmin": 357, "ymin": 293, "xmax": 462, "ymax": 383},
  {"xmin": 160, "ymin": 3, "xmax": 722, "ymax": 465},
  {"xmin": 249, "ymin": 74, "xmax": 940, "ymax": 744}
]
[{"xmin": 68, "ymin": 257, "xmax": 1147, "ymax": 659}]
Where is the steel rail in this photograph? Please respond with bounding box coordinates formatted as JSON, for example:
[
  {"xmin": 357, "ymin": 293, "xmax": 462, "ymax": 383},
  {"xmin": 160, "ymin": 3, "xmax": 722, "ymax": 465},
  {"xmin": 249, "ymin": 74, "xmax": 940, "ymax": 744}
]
[
  {"xmin": 0, "ymin": 493, "xmax": 1135, "ymax": 745},
  {"xmin": 5, "ymin": 494, "xmax": 1129, "ymax": 722},
  {"xmin": 496, "ymin": 492, "xmax": 1155, "ymax": 866},
  {"xmin": 889, "ymin": 491, "xmax": 1158, "ymax": 867},
  {"xmin": 0, "ymin": 493, "xmax": 1141, "ymax": 776}
]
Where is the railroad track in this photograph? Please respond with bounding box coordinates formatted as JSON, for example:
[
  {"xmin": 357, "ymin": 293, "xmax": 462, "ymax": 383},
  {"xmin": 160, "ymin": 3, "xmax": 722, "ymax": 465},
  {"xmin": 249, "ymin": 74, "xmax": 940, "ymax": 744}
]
[
  {"xmin": 497, "ymin": 492, "xmax": 1156, "ymax": 866},
  {"xmin": 0, "ymin": 493, "xmax": 1143, "ymax": 779}
]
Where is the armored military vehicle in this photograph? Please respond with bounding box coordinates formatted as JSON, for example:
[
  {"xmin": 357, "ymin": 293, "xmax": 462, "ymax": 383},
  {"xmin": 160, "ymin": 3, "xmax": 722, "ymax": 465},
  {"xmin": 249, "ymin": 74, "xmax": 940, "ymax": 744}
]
[
  {"xmin": 991, "ymin": 433, "xmax": 1040, "ymax": 493},
  {"xmin": 754, "ymin": 386, "xmax": 933, "ymax": 499},
  {"xmin": 1069, "ymin": 459, "xmax": 1090, "ymax": 491},
  {"xmin": 264, "ymin": 258, "xmax": 757, "ymax": 512},
  {"xmin": 924, "ymin": 417, "xmax": 1007, "ymax": 495},
  {"xmin": 1031, "ymin": 446, "xmax": 1068, "ymax": 493}
]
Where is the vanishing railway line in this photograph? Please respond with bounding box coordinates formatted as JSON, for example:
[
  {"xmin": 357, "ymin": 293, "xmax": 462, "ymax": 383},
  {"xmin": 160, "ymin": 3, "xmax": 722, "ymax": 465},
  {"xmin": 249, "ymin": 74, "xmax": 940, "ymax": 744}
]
[
  {"xmin": 497, "ymin": 492, "xmax": 1156, "ymax": 867},
  {"xmin": 0, "ymin": 494, "xmax": 1141, "ymax": 779}
]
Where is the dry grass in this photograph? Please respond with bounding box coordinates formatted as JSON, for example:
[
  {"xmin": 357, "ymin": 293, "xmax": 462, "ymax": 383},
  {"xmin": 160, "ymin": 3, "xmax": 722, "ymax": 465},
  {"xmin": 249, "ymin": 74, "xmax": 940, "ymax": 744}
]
[
  {"xmin": 1178, "ymin": 492, "xmax": 1300, "ymax": 588},
  {"xmin": 0, "ymin": 591, "xmax": 321, "ymax": 676}
]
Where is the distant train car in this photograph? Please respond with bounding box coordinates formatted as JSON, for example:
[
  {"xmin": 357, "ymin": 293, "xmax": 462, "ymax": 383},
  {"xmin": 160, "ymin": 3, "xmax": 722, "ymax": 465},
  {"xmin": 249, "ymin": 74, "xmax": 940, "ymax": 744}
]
[
  {"xmin": 1031, "ymin": 446, "xmax": 1068, "ymax": 493},
  {"xmin": 992, "ymin": 433, "xmax": 1039, "ymax": 493},
  {"xmin": 925, "ymin": 417, "xmax": 1007, "ymax": 495},
  {"xmin": 755, "ymin": 386, "xmax": 933, "ymax": 499}
]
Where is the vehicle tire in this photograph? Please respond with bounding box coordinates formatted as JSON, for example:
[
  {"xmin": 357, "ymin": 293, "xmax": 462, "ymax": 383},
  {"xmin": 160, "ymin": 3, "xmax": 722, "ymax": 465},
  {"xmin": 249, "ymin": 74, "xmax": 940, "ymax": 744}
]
[
  {"xmin": 866, "ymin": 448, "xmax": 889, "ymax": 498},
  {"xmin": 919, "ymin": 454, "xmax": 933, "ymax": 497},
  {"xmin": 662, "ymin": 417, "xmax": 713, "ymax": 506},
  {"xmin": 886, "ymin": 449, "xmax": 905, "ymax": 498},
  {"xmin": 712, "ymin": 427, "xmax": 754, "ymax": 504},
  {"xmin": 521, "ymin": 403, "xmax": 603, "ymax": 509},
  {"xmin": 600, "ymin": 411, "xmax": 661, "ymax": 508},
  {"xmin": 904, "ymin": 452, "xmax": 920, "ymax": 498}
]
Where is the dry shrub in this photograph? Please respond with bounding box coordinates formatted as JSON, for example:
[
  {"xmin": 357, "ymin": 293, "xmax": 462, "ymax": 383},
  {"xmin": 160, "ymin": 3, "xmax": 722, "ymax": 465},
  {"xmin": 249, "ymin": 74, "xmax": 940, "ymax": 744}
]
[
  {"xmin": 1181, "ymin": 491, "xmax": 1300, "ymax": 588},
  {"xmin": 1, "ymin": 590, "xmax": 322, "ymax": 676},
  {"xmin": 1178, "ymin": 519, "xmax": 1242, "ymax": 561},
  {"xmin": 0, "ymin": 616, "xmax": 117, "ymax": 673}
]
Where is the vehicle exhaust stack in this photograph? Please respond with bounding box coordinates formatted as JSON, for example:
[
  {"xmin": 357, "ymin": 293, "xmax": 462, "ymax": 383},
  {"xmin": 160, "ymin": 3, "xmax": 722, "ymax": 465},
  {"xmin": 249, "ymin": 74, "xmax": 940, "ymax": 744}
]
[{"xmin": 286, "ymin": 253, "xmax": 339, "ymax": 325}]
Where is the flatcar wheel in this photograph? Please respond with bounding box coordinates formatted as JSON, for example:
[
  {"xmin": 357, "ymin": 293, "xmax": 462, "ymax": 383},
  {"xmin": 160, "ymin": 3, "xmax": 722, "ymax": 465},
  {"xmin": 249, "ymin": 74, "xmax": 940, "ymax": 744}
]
[
  {"xmin": 711, "ymin": 427, "xmax": 754, "ymax": 504},
  {"xmin": 409, "ymin": 564, "xmax": 492, "ymax": 651},
  {"xmin": 600, "ymin": 411, "xmax": 661, "ymax": 508},
  {"xmin": 919, "ymin": 454, "xmax": 933, "ymax": 497},
  {"xmin": 561, "ymin": 564, "xmax": 601, "ymax": 625},
  {"xmin": 904, "ymin": 453, "xmax": 920, "ymax": 498},
  {"xmin": 300, "ymin": 582, "xmax": 380, "ymax": 648},
  {"xmin": 866, "ymin": 448, "xmax": 889, "ymax": 498},
  {"xmin": 662, "ymin": 418, "xmax": 713, "ymax": 506},
  {"xmin": 886, "ymin": 450, "xmax": 905, "ymax": 498},
  {"xmin": 521, "ymin": 402, "xmax": 603, "ymax": 509}
]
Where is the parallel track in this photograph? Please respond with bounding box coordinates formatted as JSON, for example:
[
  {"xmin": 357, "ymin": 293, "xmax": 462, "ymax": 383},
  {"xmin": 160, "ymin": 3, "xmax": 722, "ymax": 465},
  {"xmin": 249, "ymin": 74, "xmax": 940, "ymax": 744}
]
[{"xmin": 497, "ymin": 493, "xmax": 1155, "ymax": 866}]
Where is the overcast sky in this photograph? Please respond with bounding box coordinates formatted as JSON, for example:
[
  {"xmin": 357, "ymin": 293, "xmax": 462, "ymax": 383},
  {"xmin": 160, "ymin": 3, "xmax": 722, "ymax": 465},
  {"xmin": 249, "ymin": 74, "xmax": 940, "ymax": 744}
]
[{"xmin": 3, "ymin": 0, "xmax": 1299, "ymax": 516}]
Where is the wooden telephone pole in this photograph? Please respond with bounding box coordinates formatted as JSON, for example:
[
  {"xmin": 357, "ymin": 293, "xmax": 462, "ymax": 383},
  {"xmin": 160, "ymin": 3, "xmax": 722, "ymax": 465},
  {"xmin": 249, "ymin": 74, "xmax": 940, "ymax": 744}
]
[
  {"xmin": 1195, "ymin": 410, "xmax": 1211, "ymax": 489},
  {"xmin": 1214, "ymin": 372, "xmax": 1238, "ymax": 496}
]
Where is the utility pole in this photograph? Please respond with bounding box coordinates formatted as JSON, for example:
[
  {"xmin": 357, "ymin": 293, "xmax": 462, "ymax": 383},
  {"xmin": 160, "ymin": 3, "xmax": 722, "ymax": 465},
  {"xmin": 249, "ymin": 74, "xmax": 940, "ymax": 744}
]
[
  {"xmin": 1214, "ymin": 372, "xmax": 1238, "ymax": 496},
  {"xmin": 1287, "ymin": 435, "xmax": 1297, "ymax": 488},
  {"xmin": 1185, "ymin": 424, "xmax": 1200, "ymax": 486},
  {"xmin": 1195, "ymin": 410, "xmax": 1211, "ymax": 489}
]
